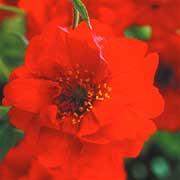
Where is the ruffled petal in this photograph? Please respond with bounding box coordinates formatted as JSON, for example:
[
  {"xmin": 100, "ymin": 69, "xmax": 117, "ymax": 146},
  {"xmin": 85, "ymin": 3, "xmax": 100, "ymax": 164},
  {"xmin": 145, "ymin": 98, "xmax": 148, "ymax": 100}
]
[
  {"xmin": 9, "ymin": 65, "xmax": 33, "ymax": 81},
  {"xmin": 39, "ymin": 105, "xmax": 60, "ymax": 130},
  {"xmin": 102, "ymin": 38, "xmax": 148, "ymax": 77},
  {"xmin": 9, "ymin": 107, "xmax": 36, "ymax": 132},
  {"xmin": 73, "ymin": 144, "xmax": 126, "ymax": 180},
  {"xmin": 78, "ymin": 112, "xmax": 100, "ymax": 137},
  {"xmin": 25, "ymin": 24, "xmax": 71, "ymax": 80},
  {"xmin": 36, "ymin": 128, "xmax": 81, "ymax": 169},
  {"xmin": 4, "ymin": 78, "xmax": 61, "ymax": 113}
]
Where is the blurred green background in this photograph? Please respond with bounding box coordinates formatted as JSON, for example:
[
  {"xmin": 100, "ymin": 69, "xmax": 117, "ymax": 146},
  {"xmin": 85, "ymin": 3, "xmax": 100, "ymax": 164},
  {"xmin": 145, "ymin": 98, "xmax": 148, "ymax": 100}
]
[
  {"xmin": 0, "ymin": 14, "xmax": 180, "ymax": 180},
  {"xmin": 126, "ymin": 132, "xmax": 180, "ymax": 180},
  {"xmin": 0, "ymin": 14, "xmax": 25, "ymax": 161}
]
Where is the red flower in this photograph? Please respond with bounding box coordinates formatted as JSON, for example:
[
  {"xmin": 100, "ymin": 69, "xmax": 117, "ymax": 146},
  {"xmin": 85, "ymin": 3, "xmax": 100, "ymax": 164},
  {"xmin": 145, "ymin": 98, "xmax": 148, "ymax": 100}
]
[
  {"xmin": 154, "ymin": 59, "xmax": 180, "ymax": 131},
  {"xmin": 96, "ymin": 0, "xmax": 180, "ymax": 133},
  {"xmin": 88, "ymin": 0, "xmax": 180, "ymax": 132},
  {"xmin": 3, "ymin": 21, "xmax": 164, "ymax": 179},
  {"xmin": 1, "ymin": 109, "xmax": 127, "ymax": 180},
  {"xmin": 131, "ymin": 0, "xmax": 180, "ymax": 55},
  {"xmin": 1, "ymin": 139, "xmax": 127, "ymax": 180},
  {"xmin": 130, "ymin": 0, "xmax": 180, "ymax": 131}
]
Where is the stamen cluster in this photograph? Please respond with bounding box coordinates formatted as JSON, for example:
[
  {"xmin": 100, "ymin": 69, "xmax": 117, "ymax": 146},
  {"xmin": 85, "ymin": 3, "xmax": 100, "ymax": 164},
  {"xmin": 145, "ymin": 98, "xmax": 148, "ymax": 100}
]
[{"xmin": 55, "ymin": 64, "xmax": 112, "ymax": 125}]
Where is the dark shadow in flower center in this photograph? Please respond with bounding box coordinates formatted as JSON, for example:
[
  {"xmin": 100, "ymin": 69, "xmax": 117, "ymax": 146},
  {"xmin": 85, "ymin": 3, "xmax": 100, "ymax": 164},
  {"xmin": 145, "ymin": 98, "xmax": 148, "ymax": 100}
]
[
  {"xmin": 155, "ymin": 62, "xmax": 174, "ymax": 89},
  {"xmin": 72, "ymin": 85, "xmax": 87, "ymax": 105},
  {"xmin": 56, "ymin": 67, "xmax": 111, "ymax": 122},
  {"xmin": 71, "ymin": 85, "xmax": 87, "ymax": 109},
  {"xmin": 57, "ymin": 84, "xmax": 89, "ymax": 117}
]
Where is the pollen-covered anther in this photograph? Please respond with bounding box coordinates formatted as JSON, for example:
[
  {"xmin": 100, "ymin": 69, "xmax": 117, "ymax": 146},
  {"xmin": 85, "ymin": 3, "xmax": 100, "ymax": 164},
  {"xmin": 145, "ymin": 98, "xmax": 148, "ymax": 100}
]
[
  {"xmin": 86, "ymin": 108, "xmax": 90, "ymax": 112},
  {"xmin": 73, "ymin": 112, "xmax": 79, "ymax": 117},
  {"xmin": 89, "ymin": 105, "xmax": 93, "ymax": 109},
  {"xmin": 55, "ymin": 65, "xmax": 111, "ymax": 126},
  {"xmin": 88, "ymin": 91, "xmax": 93, "ymax": 98},
  {"xmin": 72, "ymin": 113, "xmax": 84, "ymax": 125},
  {"xmin": 96, "ymin": 96, "xmax": 104, "ymax": 101},
  {"xmin": 72, "ymin": 118, "xmax": 77, "ymax": 125},
  {"xmin": 95, "ymin": 83, "xmax": 112, "ymax": 101},
  {"xmin": 79, "ymin": 107, "xmax": 84, "ymax": 112},
  {"xmin": 84, "ymin": 101, "xmax": 88, "ymax": 106}
]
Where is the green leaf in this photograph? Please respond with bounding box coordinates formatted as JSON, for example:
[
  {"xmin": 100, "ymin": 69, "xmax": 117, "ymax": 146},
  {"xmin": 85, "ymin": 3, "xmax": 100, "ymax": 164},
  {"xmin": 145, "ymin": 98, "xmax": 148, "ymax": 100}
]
[
  {"xmin": 124, "ymin": 25, "xmax": 152, "ymax": 41},
  {"xmin": 0, "ymin": 106, "xmax": 10, "ymax": 121},
  {"xmin": 0, "ymin": 123, "xmax": 24, "ymax": 160},
  {"xmin": 151, "ymin": 131, "xmax": 180, "ymax": 159},
  {"xmin": 0, "ymin": 4, "xmax": 25, "ymax": 16},
  {"xmin": 72, "ymin": 0, "xmax": 91, "ymax": 28},
  {"xmin": 0, "ymin": 106, "xmax": 24, "ymax": 160},
  {"xmin": 0, "ymin": 15, "xmax": 26, "ymax": 82},
  {"xmin": 0, "ymin": 58, "xmax": 10, "ymax": 81},
  {"xmin": 1, "ymin": 15, "xmax": 26, "ymax": 35}
]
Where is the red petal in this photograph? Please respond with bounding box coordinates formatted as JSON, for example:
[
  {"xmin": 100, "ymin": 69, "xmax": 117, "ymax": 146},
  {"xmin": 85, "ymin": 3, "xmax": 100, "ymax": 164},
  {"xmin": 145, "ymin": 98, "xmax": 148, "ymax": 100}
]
[
  {"xmin": 74, "ymin": 144, "xmax": 126, "ymax": 180},
  {"xmin": 9, "ymin": 65, "xmax": 33, "ymax": 81},
  {"xmin": 39, "ymin": 105, "xmax": 59, "ymax": 130},
  {"xmin": 4, "ymin": 78, "xmax": 61, "ymax": 113},
  {"xmin": 36, "ymin": 128, "xmax": 81, "ymax": 169},
  {"xmin": 25, "ymin": 27, "xmax": 71, "ymax": 80},
  {"xmin": 102, "ymin": 38, "xmax": 148, "ymax": 77},
  {"xmin": 78, "ymin": 112, "xmax": 100, "ymax": 137},
  {"xmin": 9, "ymin": 107, "xmax": 36, "ymax": 132}
]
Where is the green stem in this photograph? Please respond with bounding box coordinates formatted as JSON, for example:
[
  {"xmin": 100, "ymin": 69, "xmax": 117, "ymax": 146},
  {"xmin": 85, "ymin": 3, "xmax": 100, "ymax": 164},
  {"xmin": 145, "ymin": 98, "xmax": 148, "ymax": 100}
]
[
  {"xmin": 72, "ymin": 8, "xmax": 80, "ymax": 29},
  {"xmin": 0, "ymin": 59, "xmax": 10, "ymax": 81},
  {"xmin": 12, "ymin": 32, "xmax": 29, "ymax": 47},
  {"xmin": 0, "ymin": 4, "xmax": 25, "ymax": 15}
]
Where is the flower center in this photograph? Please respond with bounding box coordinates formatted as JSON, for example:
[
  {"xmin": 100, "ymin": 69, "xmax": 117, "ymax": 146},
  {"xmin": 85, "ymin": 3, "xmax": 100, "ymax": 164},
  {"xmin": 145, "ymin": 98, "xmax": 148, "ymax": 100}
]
[
  {"xmin": 72, "ymin": 85, "xmax": 87, "ymax": 108},
  {"xmin": 155, "ymin": 62, "xmax": 174, "ymax": 89},
  {"xmin": 55, "ymin": 65, "xmax": 111, "ymax": 125}
]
